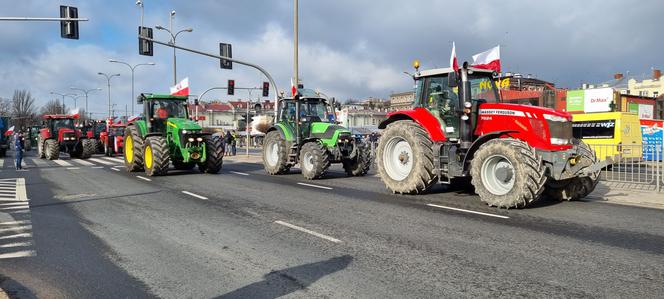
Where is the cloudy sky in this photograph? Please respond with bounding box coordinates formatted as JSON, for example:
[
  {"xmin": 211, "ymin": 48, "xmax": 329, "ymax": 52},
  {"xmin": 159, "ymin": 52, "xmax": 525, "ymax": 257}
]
[{"xmin": 0, "ymin": 0, "xmax": 662, "ymax": 117}]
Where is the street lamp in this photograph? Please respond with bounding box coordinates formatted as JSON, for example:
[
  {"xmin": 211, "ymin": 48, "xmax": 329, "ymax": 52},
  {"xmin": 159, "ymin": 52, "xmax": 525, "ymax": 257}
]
[
  {"xmin": 156, "ymin": 10, "xmax": 193, "ymax": 85},
  {"xmin": 70, "ymin": 87, "xmax": 101, "ymax": 118},
  {"xmin": 50, "ymin": 92, "xmax": 76, "ymax": 114},
  {"xmin": 97, "ymin": 72, "xmax": 121, "ymax": 119},
  {"xmin": 109, "ymin": 59, "xmax": 155, "ymax": 116},
  {"xmin": 136, "ymin": 0, "xmax": 144, "ymax": 27}
]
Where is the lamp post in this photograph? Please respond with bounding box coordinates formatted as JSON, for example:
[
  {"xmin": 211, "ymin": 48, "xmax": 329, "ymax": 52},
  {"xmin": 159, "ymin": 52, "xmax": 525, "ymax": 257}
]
[
  {"xmin": 70, "ymin": 87, "xmax": 101, "ymax": 118},
  {"xmin": 97, "ymin": 72, "xmax": 121, "ymax": 119},
  {"xmin": 109, "ymin": 59, "xmax": 155, "ymax": 115},
  {"xmin": 156, "ymin": 11, "xmax": 192, "ymax": 85},
  {"xmin": 135, "ymin": 0, "xmax": 144, "ymax": 27},
  {"xmin": 50, "ymin": 92, "xmax": 76, "ymax": 114}
]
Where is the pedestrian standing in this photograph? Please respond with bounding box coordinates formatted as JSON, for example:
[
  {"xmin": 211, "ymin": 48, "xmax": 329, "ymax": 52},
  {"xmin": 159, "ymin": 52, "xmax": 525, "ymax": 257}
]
[
  {"xmin": 231, "ymin": 130, "xmax": 238, "ymax": 156},
  {"xmin": 224, "ymin": 130, "xmax": 232, "ymax": 156},
  {"xmin": 15, "ymin": 132, "xmax": 24, "ymax": 170}
]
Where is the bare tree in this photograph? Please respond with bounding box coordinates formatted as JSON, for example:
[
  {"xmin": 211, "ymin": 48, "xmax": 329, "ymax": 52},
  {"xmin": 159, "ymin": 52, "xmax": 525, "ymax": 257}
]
[
  {"xmin": 11, "ymin": 90, "xmax": 37, "ymax": 131},
  {"xmin": 40, "ymin": 99, "xmax": 64, "ymax": 116},
  {"xmin": 0, "ymin": 97, "xmax": 11, "ymax": 116}
]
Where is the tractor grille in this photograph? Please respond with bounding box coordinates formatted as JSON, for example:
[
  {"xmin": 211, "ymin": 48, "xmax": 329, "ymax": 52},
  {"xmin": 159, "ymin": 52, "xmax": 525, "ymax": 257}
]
[
  {"xmin": 338, "ymin": 132, "xmax": 352, "ymax": 142},
  {"xmin": 547, "ymin": 120, "xmax": 573, "ymax": 140}
]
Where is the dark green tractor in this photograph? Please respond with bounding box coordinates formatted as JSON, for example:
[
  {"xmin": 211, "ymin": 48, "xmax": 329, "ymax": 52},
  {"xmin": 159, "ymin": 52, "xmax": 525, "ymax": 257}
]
[
  {"xmin": 123, "ymin": 93, "xmax": 224, "ymax": 176},
  {"xmin": 262, "ymin": 89, "xmax": 370, "ymax": 179}
]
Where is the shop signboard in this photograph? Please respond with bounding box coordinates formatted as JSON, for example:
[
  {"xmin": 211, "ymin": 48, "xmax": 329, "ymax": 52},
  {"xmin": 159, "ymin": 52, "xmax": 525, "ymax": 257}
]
[
  {"xmin": 566, "ymin": 90, "xmax": 585, "ymax": 111},
  {"xmin": 583, "ymin": 88, "xmax": 613, "ymax": 113},
  {"xmin": 640, "ymin": 119, "xmax": 663, "ymax": 161}
]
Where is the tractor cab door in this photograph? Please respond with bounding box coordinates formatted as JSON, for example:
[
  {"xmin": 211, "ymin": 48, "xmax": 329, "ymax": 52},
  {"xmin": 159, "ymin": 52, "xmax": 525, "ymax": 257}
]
[
  {"xmin": 278, "ymin": 100, "xmax": 298, "ymax": 137},
  {"xmin": 422, "ymin": 76, "xmax": 460, "ymax": 139}
]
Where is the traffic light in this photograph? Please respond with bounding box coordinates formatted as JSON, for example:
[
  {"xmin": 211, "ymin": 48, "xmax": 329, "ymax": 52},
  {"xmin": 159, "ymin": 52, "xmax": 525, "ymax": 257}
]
[
  {"xmin": 138, "ymin": 26, "xmax": 153, "ymax": 56},
  {"xmin": 60, "ymin": 6, "xmax": 79, "ymax": 39},
  {"xmin": 219, "ymin": 43, "xmax": 232, "ymax": 69},
  {"xmin": 262, "ymin": 82, "xmax": 269, "ymax": 97},
  {"xmin": 227, "ymin": 80, "xmax": 235, "ymax": 95}
]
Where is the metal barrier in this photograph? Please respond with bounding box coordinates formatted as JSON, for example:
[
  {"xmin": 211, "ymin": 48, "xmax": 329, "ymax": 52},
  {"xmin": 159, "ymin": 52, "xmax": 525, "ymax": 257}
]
[{"xmin": 589, "ymin": 143, "xmax": 662, "ymax": 192}]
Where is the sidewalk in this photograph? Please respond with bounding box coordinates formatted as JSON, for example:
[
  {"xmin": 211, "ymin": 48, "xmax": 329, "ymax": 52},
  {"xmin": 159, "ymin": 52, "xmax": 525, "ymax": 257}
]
[
  {"xmin": 586, "ymin": 181, "xmax": 664, "ymax": 210},
  {"xmin": 223, "ymin": 153, "xmax": 262, "ymax": 164}
]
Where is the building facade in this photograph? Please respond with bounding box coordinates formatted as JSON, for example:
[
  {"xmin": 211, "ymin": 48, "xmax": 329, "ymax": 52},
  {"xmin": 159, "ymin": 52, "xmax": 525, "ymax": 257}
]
[{"xmin": 389, "ymin": 91, "xmax": 414, "ymax": 111}]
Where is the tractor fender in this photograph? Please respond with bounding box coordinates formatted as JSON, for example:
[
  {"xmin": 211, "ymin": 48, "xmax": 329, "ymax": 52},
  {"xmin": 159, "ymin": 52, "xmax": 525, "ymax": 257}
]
[
  {"xmin": 378, "ymin": 108, "xmax": 446, "ymax": 142},
  {"xmin": 461, "ymin": 130, "xmax": 517, "ymax": 172},
  {"xmin": 267, "ymin": 123, "xmax": 295, "ymax": 142}
]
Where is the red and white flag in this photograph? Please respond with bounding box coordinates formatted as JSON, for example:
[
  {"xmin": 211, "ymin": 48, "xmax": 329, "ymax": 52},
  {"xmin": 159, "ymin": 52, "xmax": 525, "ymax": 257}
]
[
  {"xmin": 4, "ymin": 126, "xmax": 14, "ymax": 136},
  {"xmin": 290, "ymin": 78, "xmax": 297, "ymax": 96},
  {"xmin": 450, "ymin": 42, "xmax": 459, "ymax": 71},
  {"xmin": 170, "ymin": 77, "xmax": 190, "ymax": 96},
  {"xmin": 69, "ymin": 108, "xmax": 80, "ymax": 119},
  {"xmin": 471, "ymin": 45, "xmax": 501, "ymax": 72}
]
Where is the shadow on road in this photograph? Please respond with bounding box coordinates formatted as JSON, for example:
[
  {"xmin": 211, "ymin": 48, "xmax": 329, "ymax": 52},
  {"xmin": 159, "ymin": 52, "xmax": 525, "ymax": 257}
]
[{"xmin": 216, "ymin": 255, "xmax": 353, "ymax": 299}]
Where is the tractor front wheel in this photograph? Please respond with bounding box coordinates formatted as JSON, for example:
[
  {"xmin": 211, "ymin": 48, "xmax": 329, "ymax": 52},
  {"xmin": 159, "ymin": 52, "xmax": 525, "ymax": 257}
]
[
  {"xmin": 343, "ymin": 141, "xmax": 371, "ymax": 176},
  {"xmin": 124, "ymin": 126, "xmax": 144, "ymax": 172},
  {"xmin": 545, "ymin": 141, "xmax": 600, "ymax": 201},
  {"xmin": 299, "ymin": 142, "xmax": 330, "ymax": 180},
  {"xmin": 143, "ymin": 136, "xmax": 170, "ymax": 176},
  {"xmin": 376, "ymin": 120, "xmax": 436, "ymax": 194},
  {"xmin": 80, "ymin": 139, "xmax": 95, "ymax": 159},
  {"xmin": 37, "ymin": 136, "xmax": 46, "ymax": 159},
  {"xmin": 263, "ymin": 130, "xmax": 291, "ymax": 175},
  {"xmin": 199, "ymin": 136, "xmax": 224, "ymax": 174},
  {"xmin": 470, "ymin": 138, "xmax": 546, "ymax": 208},
  {"xmin": 44, "ymin": 139, "xmax": 59, "ymax": 160}
]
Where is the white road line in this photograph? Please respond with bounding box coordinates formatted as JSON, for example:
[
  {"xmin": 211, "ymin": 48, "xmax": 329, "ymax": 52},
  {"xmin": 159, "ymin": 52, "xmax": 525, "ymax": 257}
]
[
  {"xmin": 71, "ymin": 159, "xmax": 94, "ymax": 166},
  {"xmin": 0, "ymin": 206, "xmax": 29, "ymax": 211},
  {"xmin": 52, "ymin": 160, "xmax": 73, "ymax": 167},
  {"xmin": 111, "ymin": 167, "xmax": 121, "ymax": 171},
  {"xmin": 0, "ymin": 250, "xmax": 36, "ymax": 259},
  {"xmin": 0, "ymin": 158, "xmax": 4, "ymax": 168},
  {"xmin": 230, "ymin": 171, "xmax": 249, "ymax": 176},
  {"xmin": 0, "ymin": 233, "xmax": 32, "ymax": 240},
  {"xmin": 102, "ymin": 157, "xmax": 124, "ymax": 163},
  {"xmin": 0, "ymin": 220, "xmax": 30, "ymax": 226},
  {"xmin": 66, "ymin": 167, "xmax": 80, "ymax": 170},
  {"xmin": 426, "ymin": 204, "xmax": 510, "ymax": 219},
  {"xmin": 136, "ymin": 176, "xmax": 152, "ymax": 182},
  {"xmin": 0, "ymin": 202, "xmax": 27, "ymax": 206},
  {"xmin": 0, "ymin": 225, "xmax": 31, "ymax": 233},
  {"xmin": 274, "ymin": 220, "xmax": 341, "ymax": 243},
  {"xmin": 16, "ymin": 178, "xmax": 27, "ymax": 201},
  {"xmin": 29, "ymin": 158, "xmax": 48, "ymax": 166},
  {"xmin": 297, "ymin": 182, "xmax": 333, "ymax": 190},
  {"xmin": 88, "ymin": 158, "xmax": 116, "ymax": 165},
  {"xmin": 0, "ymin": 242, "xmax": 32, "ymax": 249},
  {"xmin": 181, "ymin": 191, "xmax": 208, "ymax": 200},
  {"xmin": 91, "ymin": 166, "xmax": 104, "ymax": 169}
]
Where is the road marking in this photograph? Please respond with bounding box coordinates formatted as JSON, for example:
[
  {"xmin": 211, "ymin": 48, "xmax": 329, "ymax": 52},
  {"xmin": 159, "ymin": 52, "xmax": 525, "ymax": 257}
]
[
  {"xmin": 71, "ymin": 159, "xmax": 94, "ymax": 166},
  {"xmin": 0, "ymin": 233, "xmax": 32, "ymax": 240},
  {"xmin": 136, "ymin": 176, "xmax": 152, "ymax": 182},
  {"xmin": 426, "ymin": 204, "xmax": 510, "ymax": 219},
  {"xmin": 0, "ymin": 158, "xmax": 4, "ymax": 168},
  {"xmin": 274, "ymin": 220, "xmax": 341, "ymax": 243},
  {"xmin": 297, "ymin": 182, "xmax": 333, "ymax": 190},
  {"xmin": 230, "ymin": 171, "xmax": 249, "ymax": 176},
  {"xmin": 0, "ymin": 203, "xmax": 27, "ymax": 207},
  {"xmin": 102, "ymin": 157, "xmax": 124, "ymax": 163},
  {"xmin": 66, "ymin": 167, "xmax": 80, "ymax": 170},
  {"xmin": 0, "ymin": 225, "xmax": 31, "ymax": 233},
  {"xmin": 111, "ymin": 167, "xmax": 121, "ymax": 171},
  {"xmin": 16, "ymin": 178, "xmax": 27, "ymax": 201},
  {"xmin": 0, "ymin": 206, "xmax": 29, "ymax": 211},
  {"xmin": 29, "ymin": 158, "xmax": 48, "ymax": 166},
  {"xmin": 0, "ymin": 250, "xmax": 36, "ymax": 259},
  {"xmin": 0, "ymin": 242, "xmax": 31, "ymax": 249},
  {"xmin": 0, "ymin": 220, "xmax": 30, "ymax": 226},
  {"xmin": 52, "ymin": 160, "xmax": 73, "ymax": 167},
  {"xmin": 91, "ymin": 166, "xmax": 104, "ymax": 169},
  {"xmin": 181, "ymin": 191, "xmax": 208, "ymax": 200},
  {"xmin": 88, "ymin": 158, "xmax": 116, "ymax": 165}
]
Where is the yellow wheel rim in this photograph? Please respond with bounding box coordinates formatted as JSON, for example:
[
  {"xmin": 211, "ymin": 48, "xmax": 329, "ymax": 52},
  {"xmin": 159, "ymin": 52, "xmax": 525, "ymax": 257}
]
[
  {"xmin": 125, "ymin": 135, "xmax": 134, "ymax": 163},
  {"xmin": 144, "ymin": 144, "xmax": 153, "ymax": 169}
]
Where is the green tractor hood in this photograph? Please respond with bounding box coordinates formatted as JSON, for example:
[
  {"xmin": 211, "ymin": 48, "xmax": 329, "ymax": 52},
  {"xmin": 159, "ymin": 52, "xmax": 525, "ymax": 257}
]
[{"xmin": 167, "ymin": 118, "xmax": 202, "ymax": 131}]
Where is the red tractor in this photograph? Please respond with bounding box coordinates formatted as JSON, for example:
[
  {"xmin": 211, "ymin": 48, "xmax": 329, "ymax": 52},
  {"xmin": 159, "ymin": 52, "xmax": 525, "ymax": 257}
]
[
  {"xmin": 100, "ymin": 119, "xmax": 125, "ymax": 156},
  {"xmin": 37, "ymin": 114, "xmax": 96, "ymax": 160},
  {"xmin": 376, "ymin": 62, "xmax": 603, "ymax": 208}
]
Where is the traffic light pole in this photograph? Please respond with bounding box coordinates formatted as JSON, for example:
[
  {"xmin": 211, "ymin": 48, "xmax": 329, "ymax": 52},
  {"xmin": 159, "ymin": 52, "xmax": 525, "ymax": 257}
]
[{"xmin": 0, "ymin": 17, "xmax": 88, "ymax": 21}]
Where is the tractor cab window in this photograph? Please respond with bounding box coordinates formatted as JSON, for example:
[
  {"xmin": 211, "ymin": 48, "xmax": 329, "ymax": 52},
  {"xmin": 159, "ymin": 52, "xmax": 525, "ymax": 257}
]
[
  {"xmin": 279, "ymin": 100, "xmax": 297, "ymax": 123},
  {"xmin": 422, "ymin": 76, "xmax": 460, "ymax": 138},
  {"xmin": 300, "ymin": 99, "xmax": 327, "ymax": 123},
  {"xmin": 151, "ymin": 100, "xmax": 188, "ymax": 119},
  {"xmin": 52, "ymin": 119, "xmax": 75, "ymax": 131},
  {"xmin": 469, "ymin": 75, "xmax": 499, "ymax": 103}
]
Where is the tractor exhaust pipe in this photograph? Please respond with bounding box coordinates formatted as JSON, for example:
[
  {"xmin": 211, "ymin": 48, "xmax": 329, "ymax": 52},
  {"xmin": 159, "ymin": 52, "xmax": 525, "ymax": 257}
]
[{"xmin": 459, "ymin": 62, "xmax": 472, "ymax": 148}]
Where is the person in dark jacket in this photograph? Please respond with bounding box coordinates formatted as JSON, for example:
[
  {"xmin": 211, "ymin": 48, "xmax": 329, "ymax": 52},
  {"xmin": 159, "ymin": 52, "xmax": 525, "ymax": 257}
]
[
  {"xmin": 224, "ymin": 131, "xmax": 233, "ymax": 156},
  {"xmin": 15, "ymin": 132, "xmax": 24, "ymax": 170}
]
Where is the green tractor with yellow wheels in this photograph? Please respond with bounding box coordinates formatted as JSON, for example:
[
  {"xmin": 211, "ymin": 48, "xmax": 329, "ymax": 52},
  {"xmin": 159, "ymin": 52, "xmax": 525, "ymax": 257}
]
[
  {"xmin": 262, "ymin": 88, "xmax": 371, "ymax": 179},
  {"xmin": 123, "ymin": 93, "xmax": 224, "ymax": 176}
]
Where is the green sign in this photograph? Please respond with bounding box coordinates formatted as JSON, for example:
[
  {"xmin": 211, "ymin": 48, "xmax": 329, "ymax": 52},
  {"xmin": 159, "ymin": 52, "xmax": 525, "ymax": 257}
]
[
  {"xmin": 628, "ymin": 102, "xmax": 638, "ymax": 113},
  {"xmin": 567, "ymin": 90, "xmax": 585, "ymax": 111}
]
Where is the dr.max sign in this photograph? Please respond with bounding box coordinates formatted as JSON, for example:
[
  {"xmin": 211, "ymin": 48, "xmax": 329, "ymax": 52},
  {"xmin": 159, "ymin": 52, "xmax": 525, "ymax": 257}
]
[{"xmin": 583, "ymin": 88, "xmax": 613, "ymax": 113}]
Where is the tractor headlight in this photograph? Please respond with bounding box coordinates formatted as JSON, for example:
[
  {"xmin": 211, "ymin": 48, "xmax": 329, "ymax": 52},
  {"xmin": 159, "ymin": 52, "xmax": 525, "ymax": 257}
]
[
  {"xmin": 543, "ymin": 114, "xmax": 568, "ymax": 122},
  {"xmin": 187, "ymin": 137, "xmax": 195, "ymax": 142},
  {"xmin": 464, "ymin": 101, "xmax": 472, "ymax": 108},
  {"xmin": 196, "ymin": 137, "xmax": 203, "ymax": 142},
  {"xmin": 182, "ymin": 129, "xmax": 188, "ymax": 134}
]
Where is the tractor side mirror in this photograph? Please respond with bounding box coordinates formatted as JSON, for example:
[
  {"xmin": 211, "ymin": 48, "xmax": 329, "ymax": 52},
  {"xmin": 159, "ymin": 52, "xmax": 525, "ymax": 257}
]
[
  {"xmin": 448, "ymin": 72, "xmax": 458, "ymax": 88},
  {"xmin": 137, "ymin": 96, "xmax": 144, "ymax": 104}
]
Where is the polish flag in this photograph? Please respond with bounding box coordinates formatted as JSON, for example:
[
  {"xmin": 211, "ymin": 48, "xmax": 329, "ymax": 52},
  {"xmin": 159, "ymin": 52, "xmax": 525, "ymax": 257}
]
[
  {"xmin": 4, "ymin": 126, "xmax": 14, "ymax": 136},
  {"xmin": 450, "ymin": 42, "xmax": 459, "ymax": 71},
  {"xmin": 290, "ymin": 78, "xmax": 297, "ymax": 96},
  {"xmin": 170, "ymin": 77, "xmax": 190, "ymax": 96},
  {"xmin": 471, "ymin": 46, "xmax": 501, "ymax": 72},
  {"xmin": 69, "ymin": 108, "xmax": 81, "ymax": 119}
]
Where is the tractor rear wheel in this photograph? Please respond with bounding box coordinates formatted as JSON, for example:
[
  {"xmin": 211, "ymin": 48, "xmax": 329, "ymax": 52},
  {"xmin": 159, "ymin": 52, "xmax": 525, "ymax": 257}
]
[
  {"xmin": 143, "ymin": 136, "xmax": 170, "ymax": 176},
  {"xmin": 343, "ymin": 141, "xmax": 371, "ymax": 176},
  {"xmin": 80, "ymin": 139, "xmax": 95, "ymax": 159},
  {"xmin": 37, "ymin": 136, "xmax": 46, "ymax": 159},
  {"xmin": 263, "ymin": 130, "xmax": 291, "ymax": 175},
  {"xmin": 299, "ymin": 142, "xmax": 330, "ymax": 180},
  {"xmin": 199, "ymin": 136, "xmax": 224, "ymax": 174},
  {"xmin": 44, "ymin": 139, "xmax": 59, "ymax": 160},
  {"xmin": 376, "ymin": 120, "xmax": 436, "ymax": 194},
  {"xmin": 124, "ymin": 126, "xmax": 144, "ymax": 172},
  {"xmin": 470, "ymin": 138, "xmax": 546, "ymax": 208}
]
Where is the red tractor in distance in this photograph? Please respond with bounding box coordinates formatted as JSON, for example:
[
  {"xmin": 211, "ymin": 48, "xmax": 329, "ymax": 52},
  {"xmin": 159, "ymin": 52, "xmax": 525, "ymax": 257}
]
[
  {"xmin": 100, "ymin": 119, "xmax": 125, "ymax": 156},
  {"xmin": 38, "ymin": 114, "xmax": 96, "ymax": 160},
  {"xmin": 376, "ymin": 61, "xmax": 603, "ymax": 208}
]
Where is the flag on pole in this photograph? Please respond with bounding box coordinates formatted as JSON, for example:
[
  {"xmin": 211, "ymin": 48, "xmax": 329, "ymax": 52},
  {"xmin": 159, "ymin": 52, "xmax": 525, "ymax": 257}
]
[
  {"xmin": 4, "ymin": 126, "xmax": 15, "ymax": 136},
  {"xmin": 450, "ymin": 42, "xmax": 459, "ymax": 71},
  {"xmin": 471, "ymin": 45, "xmax": 501, "ymax": 72},
  {"xmin": 290, "ymin": 78, "xmax": 297, "ymax": 96},
  {"xmin": 170, "ymin": 77, "xmax": 190, "ymax": 96},
  {"xmin": 70, "ymin": 108, "xmax": 81, "ymax": 119}
]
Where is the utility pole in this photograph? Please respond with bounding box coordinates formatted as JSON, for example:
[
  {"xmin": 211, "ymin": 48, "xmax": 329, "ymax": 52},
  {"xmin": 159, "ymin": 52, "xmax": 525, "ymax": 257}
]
[
  {"xmin": 293, "ymin": 0, "xmax": 300, "ymax": 149},
  {"xmin": 109, "ymin": 59, "xmax": 155, "ymax": 115},
  {"xmin": 98, "ymin": 72, "xmax": 121, "ymax": 119},
  {"xmin": 70, "ymin": 87, "xmax": 101, "ymax": 118},
  {"xmin": 156, "ymin": 11, "xmax": 191, "ymax": 85}
]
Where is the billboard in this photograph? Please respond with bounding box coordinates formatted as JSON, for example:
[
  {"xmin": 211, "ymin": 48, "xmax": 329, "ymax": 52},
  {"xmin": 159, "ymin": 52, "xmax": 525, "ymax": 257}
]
[
  {"xmin": 638, "ymin": 104, "xmax": 654, "ymax": 119},
  {"xmin": 640, "ymin": 119, "xmax": 663, "ymax": 161},
  {"xmin": 566, "ymin": 90, "xmax": 584, "ymax": 111},
  {"xmin": 583, "ymin": 88, "xmax": 613, "ymax": 113}
]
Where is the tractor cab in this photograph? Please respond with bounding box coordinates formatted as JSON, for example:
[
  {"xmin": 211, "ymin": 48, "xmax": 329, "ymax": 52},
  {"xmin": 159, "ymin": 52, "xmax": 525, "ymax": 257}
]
[
  {"xmin": 277, "ymin": 89, "xmax": 336, "ymax": 139},
  {"xmin": 138, "ymin": 94, "xmax": 190, "ymax": 134},
  {"xmin": 42, "ymin": 114, "xmax": 79, "ymax": 142}
]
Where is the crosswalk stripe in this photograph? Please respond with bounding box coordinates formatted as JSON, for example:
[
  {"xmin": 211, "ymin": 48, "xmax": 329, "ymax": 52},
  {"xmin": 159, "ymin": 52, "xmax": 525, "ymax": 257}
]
[
  {"xmin": 0, "ymin": 158, "xmax": 4, "ymax": 168},
  {"xmin": 30, "ymin": 158, "xmax": 48, "ymax": 166},
  {"xmin": 52, "ymin": 160, "xmax": 73, "ymax": 167},
  {"xmin": 0, "ymin": 250, "xmax": 36, "ymax": 259},
  {"xmin": 88, "ymin": 158, "xmax": 116, "ymax": 165},
  {"xmin": 102, "ymin": 157, "xmax": 124, "ymax": 163},
  {"xmin": 71, "ymin": 159, "xmax": 94, "ymax": 166}
]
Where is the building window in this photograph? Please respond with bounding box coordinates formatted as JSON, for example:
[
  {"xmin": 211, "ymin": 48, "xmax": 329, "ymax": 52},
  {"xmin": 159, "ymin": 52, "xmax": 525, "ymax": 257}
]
[{"xmin": 654, "ymin": 91, "xmax": 659, "ymax": 97}]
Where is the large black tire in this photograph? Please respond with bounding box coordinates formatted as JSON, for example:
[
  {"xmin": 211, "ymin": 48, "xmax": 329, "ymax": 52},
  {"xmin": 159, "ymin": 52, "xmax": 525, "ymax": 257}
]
[
  {"xmin": 376, "ymin": 120, "xmax": 436, "ymax": 194},
  {"xmin": 143, "ymin": 136, "xmax": 170, "ymax": 176},
  {"xmin": 470, "ymin": 138, "xmax": 546, "ymax": 209},
  {"xmin": 37, "ymin": 136, "xmax": 46, "ymax": 159},
  {"xmin": 299, "ymin": 142, "xmax": 330, "ymax": 180},
  {"xmin": 262, "ymin": 130, "xmax": 291, "ymax": 175},
  {"xmin": 545, "ymin": 141, "xmax": 600, "ymax": 201},
  {"xmin": 44, "ymin": 139, "xmax": 60, "ymax": 160},
  {"xmin": 80, "ymin": 139, "xmax": 95, "ymax": 159},
  {"xmin": 124, "ymin": 126, "xmax": 144, "ymax": 172},
  {"xmin": 96, "ymin": 140, "xmax": 104, "ymax": 154},
  {"xmin": 199, "ymin": 136, "xmax": 224, "ymax": 174},
  {"xmin": 343, "ymin": 141, "xmax": 371, "ymax": 176}
]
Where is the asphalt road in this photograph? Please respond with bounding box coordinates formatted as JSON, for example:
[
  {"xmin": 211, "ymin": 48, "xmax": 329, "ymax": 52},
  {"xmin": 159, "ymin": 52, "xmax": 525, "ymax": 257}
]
[{"xmin": 0, "ymin": 150, "xmax": 663, "ymax": 298}]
